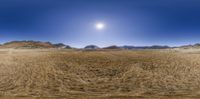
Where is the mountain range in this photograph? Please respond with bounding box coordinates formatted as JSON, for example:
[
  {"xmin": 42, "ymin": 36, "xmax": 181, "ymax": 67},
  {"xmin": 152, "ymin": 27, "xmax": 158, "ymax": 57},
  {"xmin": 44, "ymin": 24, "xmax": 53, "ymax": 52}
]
[
  {"xmin": 0, "ymin": 40, "xmax": 199, "ymax": 49},
  {"xmin": 0, "ymin": 41, "xmax": 71, "ymax": 49}
]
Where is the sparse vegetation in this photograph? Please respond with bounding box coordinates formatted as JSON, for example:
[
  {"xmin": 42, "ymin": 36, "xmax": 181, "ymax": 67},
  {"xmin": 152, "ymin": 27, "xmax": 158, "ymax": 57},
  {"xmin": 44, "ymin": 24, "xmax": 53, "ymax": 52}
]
[{"xmin": 0, "ymin": 49, "xmax": 200, "ymax": 99}]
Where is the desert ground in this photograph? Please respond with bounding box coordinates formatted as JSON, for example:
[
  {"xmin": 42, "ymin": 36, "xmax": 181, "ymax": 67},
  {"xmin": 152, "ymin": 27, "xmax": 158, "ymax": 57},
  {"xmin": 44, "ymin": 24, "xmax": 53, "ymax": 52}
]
[{"xmin": 0, "ymin": 49, "xmax": 200, "ymax": 99}]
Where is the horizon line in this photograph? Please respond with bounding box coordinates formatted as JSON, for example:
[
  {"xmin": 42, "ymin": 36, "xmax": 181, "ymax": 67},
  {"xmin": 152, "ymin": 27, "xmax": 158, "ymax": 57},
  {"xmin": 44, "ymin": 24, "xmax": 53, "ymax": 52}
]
[{"xmin": 0, "ymin": 40, "xmax": 199, "ymax": 48}]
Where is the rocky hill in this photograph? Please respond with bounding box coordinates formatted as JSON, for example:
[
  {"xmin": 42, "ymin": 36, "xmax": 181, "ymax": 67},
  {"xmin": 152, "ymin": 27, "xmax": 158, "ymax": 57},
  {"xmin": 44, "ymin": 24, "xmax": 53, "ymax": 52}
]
[
  {"xmin": 0, "ymin": 41, "xmax": 70, "ymax": 49},
  {"xmin": 121, "ymin": 45, "xmax": 170, "ymax": 49},
  {"xmin": 179, "ymin": 43, "xmax": 200, "ymax": 49},
  {"xmin": 54, "ymin": 43, "xmax": 72, "ymax": 49},
  {"xmin": 84, "ymin": 45, "xmax": 100, "ymax": 49},
  {"xmin": 103, "ymin": 45, "xmax": 121, "ymax": 49}
]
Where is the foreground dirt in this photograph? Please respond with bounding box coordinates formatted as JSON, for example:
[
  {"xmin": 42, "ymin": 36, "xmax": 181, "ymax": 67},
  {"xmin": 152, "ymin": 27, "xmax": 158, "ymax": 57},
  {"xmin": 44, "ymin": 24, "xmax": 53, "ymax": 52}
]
[{"xmin": 0, "ymin": 49, "xmax": 200, "ymax": 99}]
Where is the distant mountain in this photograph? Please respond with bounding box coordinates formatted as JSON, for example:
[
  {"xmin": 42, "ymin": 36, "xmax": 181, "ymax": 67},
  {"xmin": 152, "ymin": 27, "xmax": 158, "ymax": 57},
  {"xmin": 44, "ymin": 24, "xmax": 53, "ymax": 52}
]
[
  {"xmin": 2, "ymin": 40, "xmax": 200, "ymax": 50},
  {"xmin": 84, "ymin": 45, "xmax": 99, "ymax": 49},
  {"xmin": 121, "ymin": 45, "xmax": 170, "ymax": 49},
  {"xmin": 0, "ymin": 41, "xmax": 71, "ymax": 49},
  {"xmin": 103, "ymin": 45, "xmax": 121, "ymax": 49},
  {"xmin": 195, "ymin": 43, "xmax": 200, "ymax": 46},
  {"xmin": 0, "ymin": 41, "xmax": 55, "ymax": 48},
  {"xmin": 65, "ymin": 45, "xmax": 72, "ymax": 49},
  {"xmin": 179, "ymin": 43, "xmax": 200, "ymax": 49},
  {"xmin": 121, "ymin": 45, "xmax": 135, "ymax": 49},
  {"xmin": 54, "ymin": 43, "xmax": 65, "ymax": 48},
  {"xmin": 54, "ymin": 43, "xmax": 71, "ymax": 49},
  {"xmin": 149, "ymin": 45, "xmax": 170, "ymax": 49}
]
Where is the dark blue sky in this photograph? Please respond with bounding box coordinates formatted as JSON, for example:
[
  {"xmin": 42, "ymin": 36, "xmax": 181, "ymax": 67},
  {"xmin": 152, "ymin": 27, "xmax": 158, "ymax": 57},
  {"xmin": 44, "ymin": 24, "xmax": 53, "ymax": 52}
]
[{"xmin": 0, "ymin": 0, "xmax": 200, "ymax": 47}]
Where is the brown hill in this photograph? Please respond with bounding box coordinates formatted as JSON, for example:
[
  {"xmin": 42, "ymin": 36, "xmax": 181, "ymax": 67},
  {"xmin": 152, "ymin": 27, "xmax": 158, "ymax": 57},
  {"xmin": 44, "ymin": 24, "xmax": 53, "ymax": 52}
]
[
  {"xmin": 179, "ymin": 43, "xmax": 200, "ymax": 49},
  {"xmin": 103, "ymin": 45, "xmax": 121, "ymax": 49},
  {"xmin": 1, "ymin": 41, "xmax": 56, "ymax": 48}
]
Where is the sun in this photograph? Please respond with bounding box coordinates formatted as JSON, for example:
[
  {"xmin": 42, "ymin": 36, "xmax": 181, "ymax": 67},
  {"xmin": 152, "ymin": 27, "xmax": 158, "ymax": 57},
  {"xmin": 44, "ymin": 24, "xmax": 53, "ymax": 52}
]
[{"xmin": 95, "ymin": 23, "xmax": 105, "ymax": 30}]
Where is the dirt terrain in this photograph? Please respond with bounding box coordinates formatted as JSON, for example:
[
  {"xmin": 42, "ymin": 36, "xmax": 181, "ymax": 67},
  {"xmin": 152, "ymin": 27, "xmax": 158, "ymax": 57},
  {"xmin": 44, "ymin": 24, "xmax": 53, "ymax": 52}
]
[{"xmin": 0, "ymin": 49, "xmax": 200, "ymax": 99}]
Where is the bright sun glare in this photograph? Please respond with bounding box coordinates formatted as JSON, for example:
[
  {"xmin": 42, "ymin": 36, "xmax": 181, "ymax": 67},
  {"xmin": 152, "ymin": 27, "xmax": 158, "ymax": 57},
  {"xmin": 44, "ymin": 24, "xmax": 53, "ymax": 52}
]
[{"xmin": 95, "ymin": 23, "xmax": 105, "ymax": 30}]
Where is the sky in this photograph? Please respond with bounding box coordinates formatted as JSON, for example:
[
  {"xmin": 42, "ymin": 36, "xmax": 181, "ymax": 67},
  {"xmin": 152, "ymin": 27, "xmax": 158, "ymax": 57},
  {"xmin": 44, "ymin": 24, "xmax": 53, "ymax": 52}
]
[{"xmin": 0, "ymin": 0, "xmax": 200, "ymax": 47}]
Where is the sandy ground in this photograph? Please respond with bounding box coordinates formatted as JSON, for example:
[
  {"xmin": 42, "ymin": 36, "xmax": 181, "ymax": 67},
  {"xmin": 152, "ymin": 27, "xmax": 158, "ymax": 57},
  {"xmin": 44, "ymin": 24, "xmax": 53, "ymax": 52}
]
[{"xmin": 0, "ymin": 49, "xmax": 200, "ymax": 99}]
